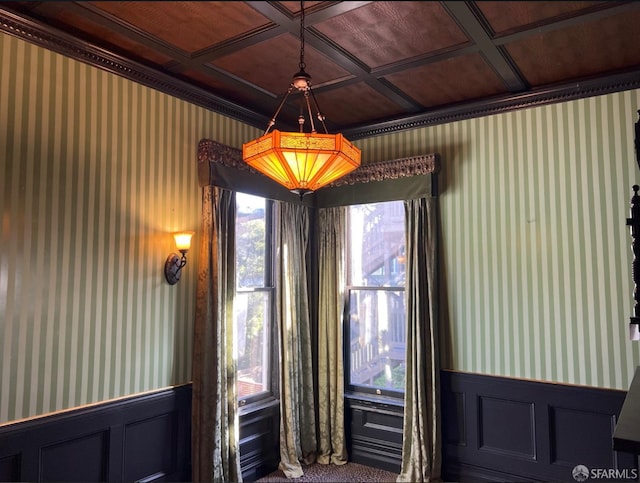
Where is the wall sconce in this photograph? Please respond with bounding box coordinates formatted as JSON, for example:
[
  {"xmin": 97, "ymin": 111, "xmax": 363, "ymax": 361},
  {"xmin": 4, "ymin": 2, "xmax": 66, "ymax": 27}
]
[{"xmin": 164, "ymin": 231, "xmax": 194, "ymax": 285}]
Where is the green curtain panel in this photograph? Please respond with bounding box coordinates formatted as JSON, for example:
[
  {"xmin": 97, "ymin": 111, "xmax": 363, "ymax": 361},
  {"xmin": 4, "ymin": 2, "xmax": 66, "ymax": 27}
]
[
  {"xmin": 192, "ymin": 186, "xmax": 242, "ymax": 483},
  {"xmin": 316, "ymin": 206, "xmax": 349, "ymax": 465},
  {"xmin": 314, "ymin": 155, "xmax": 441, "ymax": 480},
  {"xmin": 274, "ymin": 201, "xmax": 318, "ymax": 478},
  {"xmin": 397, "ymin": 197, "xmax": 441, "ymax": 483}
]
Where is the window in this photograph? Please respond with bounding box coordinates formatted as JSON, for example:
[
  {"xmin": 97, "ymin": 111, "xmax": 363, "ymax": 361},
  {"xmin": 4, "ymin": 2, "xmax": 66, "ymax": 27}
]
[
  {"xmin": 234, "ymin": 192, "xmax": 275, "ymax": 405},
  {"xmin": 346, "ymin": 201, "xmax": 406, "ymax": 396}
]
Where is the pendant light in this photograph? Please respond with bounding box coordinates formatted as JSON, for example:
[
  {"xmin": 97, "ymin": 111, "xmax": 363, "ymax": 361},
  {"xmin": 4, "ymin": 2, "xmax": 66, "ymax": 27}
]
[{"xmin": 242, "ymin": 0, "xmax": 361, "ymax": 198}]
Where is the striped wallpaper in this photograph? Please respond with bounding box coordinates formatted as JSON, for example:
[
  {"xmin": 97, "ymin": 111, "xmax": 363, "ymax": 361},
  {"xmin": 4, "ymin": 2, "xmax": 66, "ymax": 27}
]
[
  {"xmin": 0, "ymin": 32, "xmax": 260, "ymax": 423},
  {"xmin": 358, "ymin": 90, "xmax": 640, "ymax": 390},
  {"xmin": 2, "ymin": 28, "xmax": 640, "ymax": 425}
]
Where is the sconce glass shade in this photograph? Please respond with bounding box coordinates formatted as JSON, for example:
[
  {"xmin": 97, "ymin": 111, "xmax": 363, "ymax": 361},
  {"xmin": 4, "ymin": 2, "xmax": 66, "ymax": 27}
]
[
  {"xmin": 165, "ymin": 231, "xmax": 194, "ymax": 285},
  {"xmin": 242, "ymin": 130, "xmax": 361, "ymax": 196},
  {"xmin": 173, "ymin": 231, "xmax": 194, "ymax": 252}
]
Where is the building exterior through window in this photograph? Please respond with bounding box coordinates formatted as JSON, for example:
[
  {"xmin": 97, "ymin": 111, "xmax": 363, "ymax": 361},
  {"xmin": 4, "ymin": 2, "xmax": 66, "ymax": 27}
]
[
  {"xmin": 346, "ymin": 201, "xmax": 406, "ymax": 395},
  {"xmin": 234, "ymin": 192, "xmax": 273, "ymax": 401}
]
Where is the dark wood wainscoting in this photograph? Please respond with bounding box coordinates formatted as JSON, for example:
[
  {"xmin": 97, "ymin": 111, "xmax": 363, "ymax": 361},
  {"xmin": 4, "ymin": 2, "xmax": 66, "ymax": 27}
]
[
  {"xmin": 239, "ymin": 401, "xmax": 280, "ymax": 481},
  {"xmin": 442, "ymin": 370, "xmax": 638, "ymax": 482},
  {"xmin": 345, "ymin": 394, "xmax": 404, "ymax": 473},
  {"xmin": 0, "ymin": 385, "xmax": 191, "ymax": 482},
  {"xmin": 4, "ymin": 373, "xmax": 631, "ymax": 482},
  {"xmin": 0, "ymin": 385, "xmax": 280, "ymax": 483}
]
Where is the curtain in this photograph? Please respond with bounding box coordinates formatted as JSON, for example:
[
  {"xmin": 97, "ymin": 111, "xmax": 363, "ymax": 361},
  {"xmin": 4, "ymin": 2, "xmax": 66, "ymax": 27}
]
[
  {"xmin": 274, "ymin": 201, "xmax": 317, "ymax": 478},
  {"xmin": 316, "ymin": 207, "xmax": 348, "ymax": 465},
  {"xmin": 192, "ymin": 186, "xmax": 242, "ymax": 483},
  {"xmin": 397, "ymin": 197, "xmax": 441, "ymax": 483}
]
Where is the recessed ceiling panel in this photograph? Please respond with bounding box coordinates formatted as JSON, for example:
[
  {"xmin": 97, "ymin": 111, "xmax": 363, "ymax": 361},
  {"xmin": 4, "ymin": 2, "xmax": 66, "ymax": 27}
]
[
  {"xmin": 477, "ymin": 1, "xmax": 610, "ymax": 36},
  {"xmin": 312, "ymin": 1, "xmax": 469, "ymax": 69},
  {"xmin": 313, "ymin": 82, "xmax": 407, "ymax": 128},
  {"xmin": 43, "ymin": 6, "xmax": 173, "ymax": 66},
  {"xmin": 210, "ymin": 33, "xmax": 353, "ymax": 96},
  {"xmin": 505, "ymin": 10, "xmax": 640, "ymax": 87},
  {"xmin": 90, "ymin": 1, "xmax": 271, "ymax": 54},
  {"xmin": 385, "ymin": 53, "xmax": 507, "ymax": 109}
]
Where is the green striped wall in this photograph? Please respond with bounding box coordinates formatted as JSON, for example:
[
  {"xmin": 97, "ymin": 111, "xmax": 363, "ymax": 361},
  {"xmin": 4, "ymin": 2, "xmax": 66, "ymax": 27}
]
[
  {"xmin": 0, "ymin": 32, "xmax": 260, "ymax": 424},
  {"xmin": 357, "ymin": 90, "xmax": 640, "ymax": 390},
  {"xmin": 2, "ymin": 27, "xmax": 639, "ymax": 426}
]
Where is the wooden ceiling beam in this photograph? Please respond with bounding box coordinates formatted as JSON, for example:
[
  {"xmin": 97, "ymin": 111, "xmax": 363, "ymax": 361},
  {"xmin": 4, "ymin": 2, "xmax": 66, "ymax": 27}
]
[{"xmin": 442, "ymin": 1, "xmax": 528, "ymax": 93}]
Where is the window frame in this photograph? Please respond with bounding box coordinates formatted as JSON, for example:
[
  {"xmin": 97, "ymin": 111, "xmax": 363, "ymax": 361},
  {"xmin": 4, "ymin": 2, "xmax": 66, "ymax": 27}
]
[
  {"xmin": 343, "ymin": 201, "xmax": 407, "ymax": 399},
  {"xmin": 234, "ymin": 194, "xmax": 279, "ymax": 411}
]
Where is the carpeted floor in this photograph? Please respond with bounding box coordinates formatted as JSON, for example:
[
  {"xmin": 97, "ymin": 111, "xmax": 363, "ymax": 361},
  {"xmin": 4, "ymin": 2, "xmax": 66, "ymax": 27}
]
[{"xmin": 256, "ymin": 462, "xmax": 398, "ymax": 482}]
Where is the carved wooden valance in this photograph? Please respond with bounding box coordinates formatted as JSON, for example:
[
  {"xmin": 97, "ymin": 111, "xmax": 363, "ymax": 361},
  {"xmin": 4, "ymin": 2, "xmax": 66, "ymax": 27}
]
[
  {"xmin": 198, "ymin": 139, "xmax": 250, "ymax": 174},
  {"xmin": 198, "ymin": 138, "xmax": 439, "ymax": 189},
  {"xmin": 327, "ymin": 154, "xmax": 439, "ymax": 187}
]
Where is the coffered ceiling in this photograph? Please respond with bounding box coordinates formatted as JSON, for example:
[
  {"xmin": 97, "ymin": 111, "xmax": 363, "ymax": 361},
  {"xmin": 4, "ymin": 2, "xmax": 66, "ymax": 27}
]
[{"xmin": 2, "ymin": 1, "xmax": 640, "ymax": 139}]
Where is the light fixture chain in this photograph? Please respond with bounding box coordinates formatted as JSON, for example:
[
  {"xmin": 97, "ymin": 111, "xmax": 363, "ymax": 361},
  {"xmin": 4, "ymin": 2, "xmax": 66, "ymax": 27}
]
[{"xmin": 299, "ymin": 0, "xmax": 305, "ymax": 71}]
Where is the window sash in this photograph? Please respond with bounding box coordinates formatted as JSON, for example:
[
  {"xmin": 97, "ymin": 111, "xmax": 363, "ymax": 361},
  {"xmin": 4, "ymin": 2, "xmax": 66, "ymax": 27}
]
[
  {"xmin": 346, "ymin": 287, "xmax": 406, "ymax": 396},
  {"xmin": 345, "ymin": 201, "xmax": 407, "ymax": 397},
  {"xmin": 234, "ymin": 194, "xmax": 277, "ymax": 408}
]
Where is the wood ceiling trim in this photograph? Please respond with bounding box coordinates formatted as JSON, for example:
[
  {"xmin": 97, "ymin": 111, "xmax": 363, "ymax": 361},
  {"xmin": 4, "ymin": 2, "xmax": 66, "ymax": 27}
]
[
  {"xmin": 25, "ymin": 2, "xmax": 290, "ymax": 112},
  {"xmin": 29, "ymin": 2, "xmax": 173, "ymax": 66},
  {"xmin": 492, "ymin": 1, "xmax": 640, "ymax": 44},
  {"xmin": 343, "ymin": 68, "xmax": 640, "ymax": 140},
  {"xmin": 0, "ymin": 7, "xmax": 270, "ymax": 128},
  {"xmin": 247, "ymin": 1, "xmax": 424, "ymax": 113},
  {"xmin": 504, "ymin": 10, "xmax": 640, "ymax": 88},
  {"xmin": 442, "ymin": 1, "xmax": 527, "ymax": 93},
  {"xmin": 288, "ymin": 1, "xmax": 374, "ymax": 23},
  {"xmin": 364, "ymin": 77, "xmax": 423, "ymax": 115},
  {"xmin": 306, "ymin": 29, "xmax": 423, "ymax": 112},
  {"xmin": 188, "ymin": 25, "xmax": 285, "ymax": 64},
  {"xmin": 477, "ymin": 1, "xmax": 611, "ymax": 36},
  {"xmin": 34, "ymin": 1, "xmax": 190, "ymax": 61},
  {"xmin": 384, "ymin": 52, "xmax": 508, "ymax": 109},
  {"xmin": 245, "ymin": 1, "xmax": 373, "ymax": 40},
  {"xmin": 247, "ymin": 1, "xmax": 370, "ymax": 77},
  {"xmin": 250, "ymin": 1, "xmax": 374, "ymax": 29},
  {"xmin": 32, "ymin": 1, "xmax": 285, "ymax": 81},
  {"xmin": 371, "ymin": 43, "xmax": 478, "ymax": 78},
  {"xmin": 3, "ymin": 3, "xmax": 640, "ymax": 138}
]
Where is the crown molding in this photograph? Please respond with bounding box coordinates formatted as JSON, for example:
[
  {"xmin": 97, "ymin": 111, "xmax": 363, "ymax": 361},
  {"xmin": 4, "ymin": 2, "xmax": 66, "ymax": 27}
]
[
  {"xmin": 343, "ymin": 69, "xmax": 640, "ymax": 140},
  {"xmin": 0, "ymin": 7, "xmax": 270, "ymax": 129}
]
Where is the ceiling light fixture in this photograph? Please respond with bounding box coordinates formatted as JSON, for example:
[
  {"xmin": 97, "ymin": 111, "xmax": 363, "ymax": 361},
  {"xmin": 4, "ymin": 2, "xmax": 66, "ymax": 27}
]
[{"xmin": 242, "ymin": 0, "xmax": 361, "ymax": 198}]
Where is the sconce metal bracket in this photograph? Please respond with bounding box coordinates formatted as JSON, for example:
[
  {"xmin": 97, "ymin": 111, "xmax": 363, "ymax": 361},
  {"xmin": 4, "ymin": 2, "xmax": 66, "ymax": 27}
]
[{"xmin": 164, "ymin": 252, "xmax": 186, "ymax": 285}]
